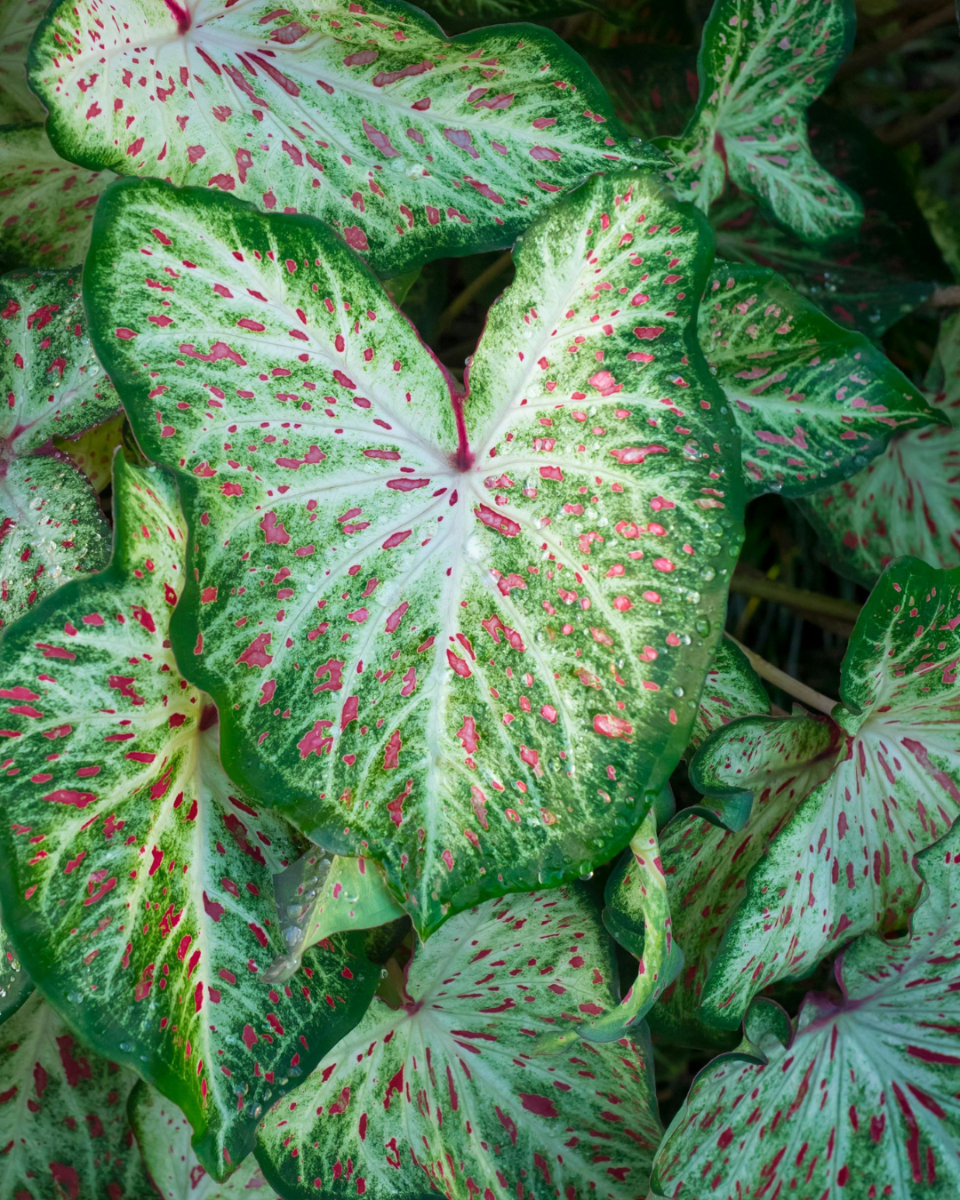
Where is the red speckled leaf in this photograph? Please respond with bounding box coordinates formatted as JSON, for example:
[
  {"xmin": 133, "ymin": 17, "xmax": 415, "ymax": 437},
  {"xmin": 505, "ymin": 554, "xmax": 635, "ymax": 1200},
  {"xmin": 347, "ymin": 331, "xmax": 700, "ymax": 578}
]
[
  {"xmin": 0, "ymin": 455, "xmax": 378, "ymax": 1179},
  {"xmin": 685, "ymin": 634, "xmax": 768, "ymax": 759},
  {"xmin": 0, "ymin": 0, "xmax": 46, "ymax": 123},
  {"xmin": 84, "ymin": 171, "xmax": 743, "ymax": 935},
  {"xmin": 653, "ymin": 820, "xmax": 960, "ymax": 1198},
  {"xmin": 697, "ymin": 556, "xmax": 960, "ymax": 1029},
  {"xmin": 256, "ymin": 886, "xmax": 663, "ymax": 1200},
  {"xmin": 30, "ymin": 0, "xmax": 658, "ymax": 277}
]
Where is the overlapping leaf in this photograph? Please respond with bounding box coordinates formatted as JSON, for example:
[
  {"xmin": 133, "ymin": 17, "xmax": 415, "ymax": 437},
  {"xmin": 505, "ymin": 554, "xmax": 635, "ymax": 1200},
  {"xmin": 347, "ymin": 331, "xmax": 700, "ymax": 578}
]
[
  {"xmin": 131, "ymin": 1082, "xmax": 283, "ymax": 1199},
  {"xmin": 256, "ymin": 886, "xmax": 663, "ymax": 1199},
  {"xmin": 700, "ymin": 262, "xmax": 943, "ymax": 496},
  {"xmin": 0, "ymin": 456, "xmax": 378, "ymax": 1178},
  {"xmin": 0, "ymin": 0, "xmax": 45, "ymax": 124},
  {"xmin": 653, "ymin": 820, "xmax": 960, "ymax": 1198},
  {"xmin": 0, "ymin": 986, "xmax": 154, "ymax": 1200},
  {"xmin": 686, "ymin": 634, "xmax": 768, "ymax": 757},
  {"xmin": 696, "ymin": 556, "xmax": 960, "ymax": 1028},
  {"xmin": 658, "ymin": 0, "xmax": 862, "ymax": 246},
  {"xmin": 801, "ymin": 314, "xmax": 960, "ymax": 583},
  {"xmin": 0, "ymin": 268, "xmax": 115, "ymax": 629},
  {"xmin": 0, "ymin": 924, "xmax": 31, "ymax": 1027},
  {"xmin": 0, "ymin": 125, "xmax": 115, "ymax": 268},
  {"xmin": 54, "ymin": 411, "xmax": 128, "ymax": 493},
  {"xmin": 85, "ymin": 171, "xmax": 743, "ymax": 935},
  {"xmin": 30, "ymin": 0, "xmax": 657, "ymax": 277}
]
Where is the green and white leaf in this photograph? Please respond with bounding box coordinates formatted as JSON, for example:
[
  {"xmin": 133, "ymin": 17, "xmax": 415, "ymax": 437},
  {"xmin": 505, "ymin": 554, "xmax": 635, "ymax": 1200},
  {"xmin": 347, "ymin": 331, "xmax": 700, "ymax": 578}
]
[
  {"xmin": 699, "ymin": 556, "xmax": 960, "ymax": 1028},
  {"xmin": 30, "ymin": 0, "xmax": 657, "ymax": 277},
  {"xmin": 131, "ymin": 1082, "xmax": 283, "ymax": 1199},
  {"xmin": 0, "ymin": 125, "xmax": 115, "ymax": 268},
  {"xmin": 658, "ymin": 0, "xmax": 862, "ymax": 246},
  {"xmin": 0, "ymin": 456, "xmax": 379, "ymax": 1179},
  {"xmin": 0, "ymin": 0, "xmax": 45, "ymax": 124},
  {"xmin": 653, "ymin": 819, "xmax": 960, "ymax": 1199},
  {"xmin": 0, "ymin": 268, "xmax": 116, "ymax": 629},
  {"xmin": 701, "ymin": 262, "xmax": 943, "ymax": 497},
  {"xmin": 256, "ymin": 886, "xmax": 663, "ymax": 1200},
  {"xmin": 0, "ymin": 987, "xmax": 154, "ymax": 1200},
  {"xmin": 265, "ymin": 850, "xmax": 404, "ymax": 984},
  {"xmin": 686, "ymin": 634, "xmax": 769, "ymax": 758},
  {"xmin": 84, "ymin": 172, "xmax": 743, "ymax": 936}
]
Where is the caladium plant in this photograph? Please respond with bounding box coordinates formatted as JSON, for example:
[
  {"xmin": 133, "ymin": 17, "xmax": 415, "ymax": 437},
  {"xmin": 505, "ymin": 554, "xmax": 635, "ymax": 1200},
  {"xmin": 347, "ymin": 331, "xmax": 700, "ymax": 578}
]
[
  {"xmin": 84, "ymin": 168, "xmax": 744, "ymax": 936},
  {"xmin": 29, "ymin": 0, "xmax": 658, "ymax": 277},
  {"xmin": 256, "ymin": 885, "xmax": 663, "ymax": 1199},
  {"xmin": 0, "ymin": 454, "xmax": 379, "ymax": 1178}
]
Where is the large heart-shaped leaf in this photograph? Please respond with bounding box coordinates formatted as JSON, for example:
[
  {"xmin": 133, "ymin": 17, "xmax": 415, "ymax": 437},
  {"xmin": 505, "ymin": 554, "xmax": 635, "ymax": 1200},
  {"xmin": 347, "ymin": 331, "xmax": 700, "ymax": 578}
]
[
  {"xmin": 256, "ymin": 885, "xmax": 663, "ymax": 1199},
  {"xmin": 0, "ymin": 455, "xmax": 379, "ymax": 1178},
  {"xmin": 0, "ymin": 0, "xmax": 45, "ymax": 124},
  {"xmin": 0, "ymin": 267, "xmax": 116, "ymax": 628},
  {"xmin": 701, "ymin": 262, "xmax": 943, "ymax": 497},
  {"xmin": 0, "ymin": 125, "xmax": 116, "ymax": 268},
  {"xmin": 84, "ymin": 170, "xmax": 743, "ymax": 935},
  {"xmin": 652, "ymin": 820, "xmax": 960, "ymax": 1198},
  {"xmin": 31, "ymin": 0, "xmax": 658, "ymax": 278},
  {"xmin": 0, "ymin": 986, "xmax": 154, "ymax": 1199},
  {"xmin": 696, "ymin": 555, "xmax": 960, "ymax": 1029},
  {"xmin": 686, "ymin": 634, "xmax": 768, "ymax": 758},
  {"xmin": 658, "ymin": 0, "xmax": 862, "ymax": 247}
]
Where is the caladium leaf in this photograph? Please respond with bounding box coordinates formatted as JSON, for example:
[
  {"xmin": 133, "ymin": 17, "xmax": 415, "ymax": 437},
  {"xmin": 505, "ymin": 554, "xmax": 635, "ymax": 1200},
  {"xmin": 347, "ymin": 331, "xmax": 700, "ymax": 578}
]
[
  {"xmin": 652, "ymin": 820, "xmax": 960, "ymax": 1199},
  {"xmin": 658, "ymin": 0, "xmax": 862, "ymax": 247},
  {"xmin": 701, "ymin": 262, "xmax": 944, "ymax": 497},
  {"xmin": 0, "ymin": 124, "xmax": 116, "ymax": 268},
  {"xmin": 0, "ymin": 267, "xmax": 117, "ymax": 628},
  {"xmin": 0, "ymin": 0, "xmax": 45, "ymax": 124},
  {"xmin": 697, "ymin": 555, "xmax": 960, "ymax": 1029},
  {"xmin": 0, "ymin": 455, "xmax": 379, "ymax": 1179},
  {"xmin": 131, "ymin": 1082, "xmax": 283, "ymax": 1199},
  {"xmin": 31, "ymin": 0, "xmax": 657, "ymax": 278},
  {"xmin": 256, "ymin": 886, "xmax": 663, "ymax": 1199},
  {"xmin": 84, "ymin": 171, "xmax": 743, "ymax": 935},
  {"xmin": 0, "ymin": 987, "xmax": 154, "ymax": 1199},
  {"xmin": 265, "ymin": 850, "xmax": 404, "ymax": 983},
  {"xmin": 686, "ymin": 634, "xmax": 768, "ymax": 758},
  {"xmin": 54, "ymin": 412, "xmax": 128, "ymax": 493}
]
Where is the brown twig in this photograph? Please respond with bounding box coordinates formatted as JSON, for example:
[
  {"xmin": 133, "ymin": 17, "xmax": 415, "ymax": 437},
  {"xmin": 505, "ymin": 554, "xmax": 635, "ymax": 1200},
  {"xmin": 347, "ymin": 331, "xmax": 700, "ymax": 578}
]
[
  {"xmin": 836, "ymin": 3, "xmax": 956, "ymax": 80},
  {"xmin": 730, "ymin": 570, "xmax": 863, "ymax": 624},
  {"xmin": 728, "ymin": 636, "xmax": 839, "ymax": 717}
]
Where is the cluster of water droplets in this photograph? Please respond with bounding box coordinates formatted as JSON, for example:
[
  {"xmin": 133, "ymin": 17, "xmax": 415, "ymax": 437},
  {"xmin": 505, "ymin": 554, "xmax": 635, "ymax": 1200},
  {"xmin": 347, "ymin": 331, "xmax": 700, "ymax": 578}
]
[{"xmin": 264, "ymin": 856, "xmax": 332, "ymax": 983}]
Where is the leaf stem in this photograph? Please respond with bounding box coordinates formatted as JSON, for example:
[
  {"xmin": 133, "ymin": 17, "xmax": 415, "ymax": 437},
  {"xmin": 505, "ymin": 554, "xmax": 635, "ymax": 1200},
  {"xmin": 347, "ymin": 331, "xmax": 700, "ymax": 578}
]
[
  {"xmin": 436, "ymin": 250, "xmax": 514, "ymax": 336},
  {"xmin": 730, "ymin": 570, "xmax": 863, "ymax": 623},
  {"xmin": 930, "ymin": 284, "xmax": 960, "ymax": 308},
  {"xmin": 728, "ymin": 635, "xmax": 838, "ymax": 717}
]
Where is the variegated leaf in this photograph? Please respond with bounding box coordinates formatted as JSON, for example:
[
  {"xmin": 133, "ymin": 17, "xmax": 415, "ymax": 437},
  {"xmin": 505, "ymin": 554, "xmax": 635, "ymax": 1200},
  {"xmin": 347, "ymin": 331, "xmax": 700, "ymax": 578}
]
[
  {"xmin": 84, "ymin": 171, "xmax": 743, "ymax": 935},
  {"xmin": 0, "ymin": 456, "xmax": 378, "ymax": 1179},
  {"xmin": 701, "ymin": 262, "xmax": 943, "ymax": 497},
  {"xmin": 686, "ymin": 634, "xmax": 768, "ymax": 758},
  {"xmin": 54, "ymin": 411, "xmax": 128, "ymax": 493},
  {"xmin": 658, "ymin": 0, "xmax": 862, "ymax": 246},
  {"xmin": 256, "ymin": 886, "xmax": 663, "ymax": 1200},
  {"xmin": 652, "ymin": 820, "xmax": 960, "ymax": 1199},
  {"xmin": 31, "ymin": 0, "xmax": 657, "ymax": 277},
  {"xmin": 0, "ymin": 268, "xmax": 116, "ymax": 628},
  {"xmin": 0, "ymin": 988, "xmax": 154, "ymax": 1200},
  {"xmin": 0, "ymin": 0, "xmax": 45, "ymax": 124},
  {"xmin": 0, "ymin": 125, "xmax": 116, "ymax": 268},
  {"xmin": 698, "ymin": 556, "xmax": 960, "ymax": 1029},
  {"xmin": 266, "ymin": 850, "xmax": 404, "ymax": 983},
  {"xmin": 131, "ymin": 1082, "xmax": 283, "ymax": 1199}
]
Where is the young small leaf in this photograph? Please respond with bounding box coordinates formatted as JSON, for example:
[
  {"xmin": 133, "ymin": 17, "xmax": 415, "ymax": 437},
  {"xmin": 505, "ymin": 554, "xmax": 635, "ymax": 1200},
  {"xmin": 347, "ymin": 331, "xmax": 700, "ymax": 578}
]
[
  {"xmin": 53, "ymin": 411, "xmax": 128, "ymax": 493},
  {"xmin": 84, "ymin": 171, "xmax": 743, "ymax": 935},
  {"xmin": 0, "ymin": 125, "xmax": 115, "ymax": 267},
  {"xmin": 658, "ymin": 0, "xmax": 862, "ymax": 246},
  {"xmin": 652, "ymin": 819, "xmax": 960, "ymax": 1198},
  {"xmin": 686, "ymin": 635, "xmax": 769, "ymax": 758},
  {"xmin": 701, "ymin": 262, "xmax": 944, "ymax": 496},
  {"xmin": 30, "ymin": 0, "xmax": 657, "ymax": 276},
  {"xmin": 256, "ymin": 886, "xmax": 663, "ymax": 1199},
  {"xmin": 0, "ymin": 0, "xmax": 45, "ymax": 123},
  {"xmin": 0, "ymin": 457, "xmax": 378, "ymax": 1178},
  {"xmin": 698, "ymin": 556, "xmax": 960, "ymax": 1028}
]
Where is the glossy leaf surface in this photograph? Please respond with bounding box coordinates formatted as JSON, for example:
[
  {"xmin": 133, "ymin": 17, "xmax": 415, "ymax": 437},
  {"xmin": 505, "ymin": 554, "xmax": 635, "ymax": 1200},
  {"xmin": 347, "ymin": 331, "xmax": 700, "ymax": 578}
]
[
  {"xmin": 85, "ymin": 172, "xmax": 743, "ymax": 935},
  {"xmin": 0, "ymin": 457, "xmax": 378, "ymax": 1178},
  {"xmin": 659, "ymin": 0, "xmax": 862, "ymax": 246},
  {"xmin": 0, "ymin": 0, "xmax": 45, "ymax": 124},
  {"xmin": 257, "ymin": 886, "xmax": 663, "ymax": 1199},
  {"xmin": 701, "ymin": 262, "xmax": 942, "ymax": 497},
  {"xmin": 687, "ymin": 635, "xmax": 768, "ymax": 757},
  {"xmin": 653, "ymin": 821, "xmax": 960, "ymax": 1198},
  {"xmin": 699, "ymin": 556, "xmax": 960, "ymax": 1027},
  {"xmin": 31, "ymin": 0, "xmax": 656, "ymax": 276}
]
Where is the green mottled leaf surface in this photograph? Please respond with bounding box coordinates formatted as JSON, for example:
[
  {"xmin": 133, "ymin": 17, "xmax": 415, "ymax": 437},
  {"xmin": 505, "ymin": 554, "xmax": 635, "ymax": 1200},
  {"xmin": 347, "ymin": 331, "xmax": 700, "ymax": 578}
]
[
  {"xmin": 686, "ymin": 634, "xmax": 768, "ymax": 757},
  {"xmin": 30, "ymin": 0, "xmax": 657, "ymax": 276},
  {"xmin": 256, "ymin": 886, "xmax": 662, "ymax": 1199},
  {"xmin": 0, "ymin": 456, "xmax": 378, "ymax": 1178},
  {"xmin": 84, "ymin": 172, "xmax": 743, "ymax": 935},
  {"xmin": 659, "ymin": 0, "xmax": 862, "ymax": 246},
  {"xmin": 0, "ymin": 0, "xmax": 46, "ymax": 124}
]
